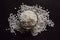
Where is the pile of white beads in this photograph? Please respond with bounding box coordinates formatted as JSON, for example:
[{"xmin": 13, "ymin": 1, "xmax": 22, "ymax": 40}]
[{"xmin": 8, "ymin": 4, "xmax": 54, "ymax": 36}]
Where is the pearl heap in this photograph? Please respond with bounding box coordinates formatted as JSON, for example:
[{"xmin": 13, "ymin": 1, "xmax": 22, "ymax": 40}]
[{"xmin": 8, "ymin": 4, "xmax": 54, "ymax": 36}]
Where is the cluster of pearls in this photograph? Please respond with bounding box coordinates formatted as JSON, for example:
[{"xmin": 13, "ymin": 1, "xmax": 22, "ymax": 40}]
[{"xmin": 8, "ymin": 4, "xmax": 54, "ymax": 36}]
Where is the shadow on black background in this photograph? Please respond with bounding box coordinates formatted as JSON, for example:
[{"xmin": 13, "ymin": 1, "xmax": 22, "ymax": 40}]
[{"xmin": 0, "ymin": 0, "xmax": 60, "ymax": 40}]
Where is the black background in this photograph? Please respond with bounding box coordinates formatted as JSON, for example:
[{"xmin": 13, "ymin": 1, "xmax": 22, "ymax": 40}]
[{"xmin": 0, "ymin": 0, "xmax": 60, "ymax": 40}]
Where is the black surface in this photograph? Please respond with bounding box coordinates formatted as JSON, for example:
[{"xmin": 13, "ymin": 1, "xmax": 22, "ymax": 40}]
[{"xmin": 0, "ymin": 0, "xmax": 60, "ymax": 40}]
